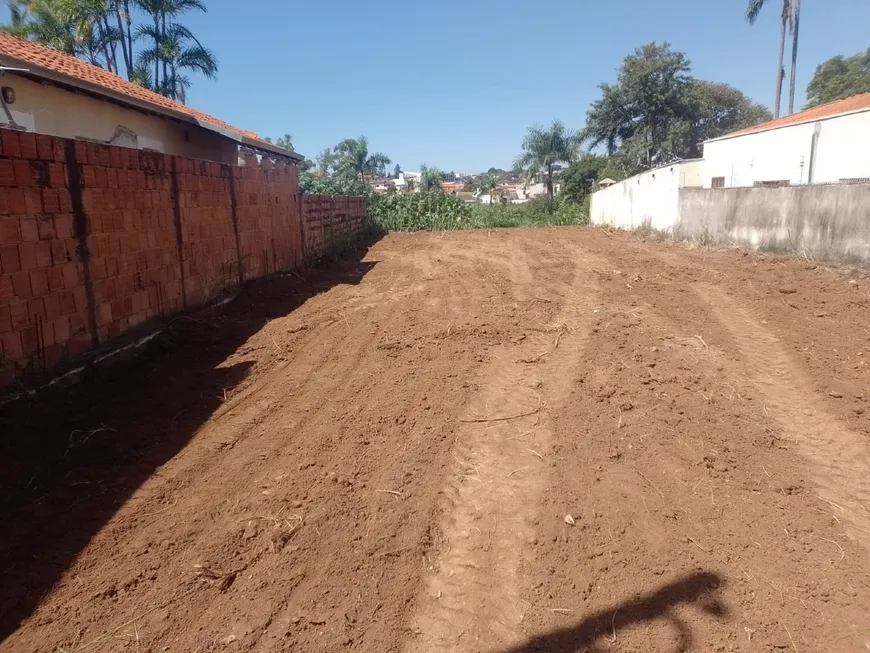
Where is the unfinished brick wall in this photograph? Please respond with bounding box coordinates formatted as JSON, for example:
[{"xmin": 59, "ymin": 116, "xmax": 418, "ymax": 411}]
[
  {"xmin": 0, "ymin": 128, "xmax": 357, "ymax": 388},
  {"xmin": 301, "ymin": 195, "xmax": 367, "ymax": 260}
]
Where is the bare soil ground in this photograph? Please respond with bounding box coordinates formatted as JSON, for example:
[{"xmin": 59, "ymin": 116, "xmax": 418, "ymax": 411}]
[{"xmin": 2, "ymin": 228, "xmax": 870, "ymax": 653}]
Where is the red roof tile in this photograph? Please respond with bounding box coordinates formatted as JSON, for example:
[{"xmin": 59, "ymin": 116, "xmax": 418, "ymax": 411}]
[
  {"xmin": 0, "ymin": 32, "xmax": 267, "ymax": 146},
  {"xmin": 717, "ymin": 93, "xmax": 870, "ymax": 140}
]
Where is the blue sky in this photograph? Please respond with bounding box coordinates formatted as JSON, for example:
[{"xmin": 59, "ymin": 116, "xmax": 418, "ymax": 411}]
[{"xmin": 5, "ymin": 0, "xmax": 870, "ymax": 172}]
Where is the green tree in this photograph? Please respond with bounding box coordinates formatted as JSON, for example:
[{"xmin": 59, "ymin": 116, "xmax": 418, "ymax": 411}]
[
  {"xmin": 418, "ymin": 164, "xmax": 444, "ymax": 192},
  {"xmin": 135, "ymin": 0, "xmax": 216, "ymax": 101},
  {"xmin": 746, "ymin": 0, "xmax": 800, "ymax": 117},
  {"xmin": 315, "ymin": 148, "xmax": 335, "ymax": 175},
  {"xmin": 333, "ymin": 136, "xmax": 390, "ymax": 181},
  {"xmin": 514, "ymin": 119, "xmax": 578, "ymax": 212},
  {"xmin": 476, "ymin": 172, "xmax": 499, "ymax": 203},
  {"xmin": 675, "ymin": 80, "xmax": 771, "ymax": 153},
  {"xmin": 581, "ymin": 43, "xmax": 692, "ymax": 169},
  {"xmin": 265, "ymin": 133, "xmax": 294, "ymax": 151},
  {"xmin": 393, "ymin": 163, "xmax": 402, "ymax": 178},
  {"xmin": 580, "ymin": 43, "xmax": 770, "ymax": 169},
  {"xmin": 560, "ymin": 155, "xmax": 629, "ymax": 204},
  {"xmin": 3, "ymin": 0, "xmax": 216, "ymax": 99},
  {"xmin": 806, "ymin": 49, "xmax": 870, "ymax": 108},
  {"xmin": 4, "ymin": 0, "xmax": 123, "ymax": 71}
]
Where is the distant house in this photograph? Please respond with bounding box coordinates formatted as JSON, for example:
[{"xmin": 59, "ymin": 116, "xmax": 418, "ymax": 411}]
[
  {"xmin": 0, "ymin": 33, "xmax": 299, "ymax": 164},
  {"xmin": 393, "ymin": 171, "xmax": 421, "ymax": 191},
  {"xmin": 702, "ymin": 93, "xmax": 870, "ymax": 188},
  {"xmin": 371, "ymin": 178, "xmax": 395, "ymax": 193},
  {"xmin": 440, "ymin": 181, "xmax": 463, "ymax": 194}
]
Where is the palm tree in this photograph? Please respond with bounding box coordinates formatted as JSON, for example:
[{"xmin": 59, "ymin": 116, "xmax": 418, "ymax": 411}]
[
  {"xmin": 5, "ymin": 0, "xmax": 124, "ymax": 73},
  {"xmin": 418, "ymin": 164, "xmax": 444, "ymax": 192},
  {"xmin": 746, "ymin": 0, "xmax": 799, "ymax": 118},
  {"xmin": 333, "ymin": 136, "xmax": 391, "ymax": 181},
  {"xmin": 135, "ymin": 0, "xmax": 213, "ymax": 100},
  {"xmin": 477, "ymin": 173, "xmax": 498, "ymax": 204},
  {"xmin": 159, "ymin": 25, "xmax": 216, "ymax": 102},
  {"xmin": 514, "ymin": 119, "xmax": 579, "ymax": 212},
  {"xmin": 787, "ymin": 0, "xmax": 801, "ymax": 115}
]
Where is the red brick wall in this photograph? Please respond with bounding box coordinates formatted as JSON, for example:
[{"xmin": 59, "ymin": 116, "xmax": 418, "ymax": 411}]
[
  {"xmin": 301, "ymin": 195, "xmax": 367, "ymax": 261},
  {"xmin": 0, "ymin": 128, "xmax": 320, "ymax": 388}
]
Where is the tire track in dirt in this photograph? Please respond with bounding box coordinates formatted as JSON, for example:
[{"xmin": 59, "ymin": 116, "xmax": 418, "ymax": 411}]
[
  {"xmin": 406, "ymin": 242, "xmax": 603, "ymax": 652},
  {"xmin": 701, "ymin": 286, "xmax": 870, "ymax": 548}
]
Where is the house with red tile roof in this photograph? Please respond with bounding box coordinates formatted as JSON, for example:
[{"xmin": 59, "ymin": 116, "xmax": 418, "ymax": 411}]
[
  {"xmin": 0, "ymin": 32, "xmax": 300, "ymax": 164},
  {"xmin": 701, "ymin": 93, "xmax": 870, "ymax": 188}
]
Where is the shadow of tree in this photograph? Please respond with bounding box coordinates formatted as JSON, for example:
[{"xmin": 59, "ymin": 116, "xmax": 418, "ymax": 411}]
[
  {"xmin": 0, "ymin": 239, "xmax": 380, "ymax": 642},
  {"xmin": 501, "ymin": 572, "xmax": 728, "ymax": 653}
]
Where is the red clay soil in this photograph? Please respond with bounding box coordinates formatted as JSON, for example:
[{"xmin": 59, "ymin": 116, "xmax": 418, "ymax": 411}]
[{"xmin": 1, "ymin": 229, "xmax": 869, "ymax": 653}]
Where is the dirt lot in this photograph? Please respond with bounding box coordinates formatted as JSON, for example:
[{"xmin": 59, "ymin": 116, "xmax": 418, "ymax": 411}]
[{"xmin": 2, "ymin": 228, "xmax": 870, "ymax": 653}]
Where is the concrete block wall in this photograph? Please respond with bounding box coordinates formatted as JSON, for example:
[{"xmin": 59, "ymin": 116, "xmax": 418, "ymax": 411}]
[
  {"xmin": 0, "ymin": 129, "xmax": 363, "ymax": 388},
  {"xmin": 301, "ymin": 195, "xmax": 367, "ymax": 260}
]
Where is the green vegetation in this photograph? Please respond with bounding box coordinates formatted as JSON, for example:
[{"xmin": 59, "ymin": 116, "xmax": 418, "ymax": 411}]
[
  {"xmin": 333, "ymin": 136, "xmax": 391, "ymax": 181},
  {"xmin": 3, "ymin": 0, "xmax": 218, "ymax": 102},
  {"xmin": 514, "ymin": 120, "xmax": 579, "ymax": 212},
  {"xmin": 580, "ymin": 43, "xmax": 771, "ymax": 171},
  {"xmin": 298, "ymin": 172, "xmax": 588, "ymax": 234},
  {"xmin": 560, "ymin": 155, "xmax": 629, "ymax": 204},
  {"xmin": 806, "ymin": 49, "xmax": 870, "ymax": 108},
  {"xmin": 418, "ymin": 164, "xmax": 444, "ymax": 192},
  {"xmin": 367, "ymin": 192, "xmax": 588, "ymax": 234},
  {"xmin": 302, "ymin": 41, "xmax": 777, "ymax": 235}
]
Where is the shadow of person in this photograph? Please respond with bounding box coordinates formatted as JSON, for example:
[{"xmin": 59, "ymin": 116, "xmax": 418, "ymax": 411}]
[{"xmin": 500, "ymin": 571, "xmax": 728, "ymax": 653}]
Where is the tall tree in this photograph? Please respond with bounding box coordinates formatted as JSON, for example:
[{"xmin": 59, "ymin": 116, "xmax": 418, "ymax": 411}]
[
  {"xmin": 4, "ymin": 0, "xmax": 122, "ymax": 72},
  {"xmin": 135, "ymin": 0, "xmax": 215, "ymax": 101},
  {"xmin": 580, "ymin": 43, "xmax": 770, "ymax": 169},
  {"xmin": 580, "ymin": 43, "xmax": 692, "ymax": 169},
  {"xmin": 787, "ymin": 0, "xmax": 801, "ymax": 115},
  {"xmin": 805, "ymin": 49, "xmax": 870, "ymax": 108},
  {"xmin": 393, "ymin": 163, "xmax": 402, "ymax": 178},
  {"xmin": 333, "ymin": 136, "xmax": 390, "ymax": 181},
  {"xmin": 514, "ymin": 119, "xmax": 579, "ymax": 212},
  {"xmin": 746, "ymin": 0, "xmax": 799, "ymax": 117},
  {"xmin": 3, "ymin": 0, "xmax": 217, "ymax": 99}
]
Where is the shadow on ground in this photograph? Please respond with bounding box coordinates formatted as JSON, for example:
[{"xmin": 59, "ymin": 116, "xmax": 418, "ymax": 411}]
[
  {"xmin": 0, "ymin": 240, "xmax": 380, "ymax": 642},
  {"xmin": 501, "ymin": 572, "xmax": 728, "ymax": 653}
]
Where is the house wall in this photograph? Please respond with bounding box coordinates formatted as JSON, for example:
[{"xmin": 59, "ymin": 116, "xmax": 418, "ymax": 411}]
[
  {"xmin": 590, "ymin": 160, "xmax": 703, "ymax": 231},
  {"xmin": 701, "ymin": 110, "xmax": 870, "ymax": 188},
  {"xmin": 3, "ymin": 75, "xmax": 238, "ymax": 164},
  {"xmin": 0, "ymin": 129, "xmax": 367, "ymax": 388},
  {"xmin": 677, "ymin": 184, "xmax": 870, "ymax": 262}
]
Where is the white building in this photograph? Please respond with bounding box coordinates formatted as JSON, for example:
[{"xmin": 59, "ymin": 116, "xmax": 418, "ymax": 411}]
[
  {"xmin": 393, "ymin": 171, "xmax": 421, "ymax": 191},
  {"xmin": 590, "ymin": 159, "xmax": 703, "ymax": 231},
  {"xmin": 702, "ymin": 93, "xmax": 870, "ymax": 188}
]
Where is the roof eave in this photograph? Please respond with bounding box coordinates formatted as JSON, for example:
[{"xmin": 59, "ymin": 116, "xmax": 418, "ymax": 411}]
[
  {"xmin": 1, "ymin": 54, "xmax": 303, "ymax": 160},
  {"xmin": 240, "ymin": 135, "xmax": 302, "ymax": 161},
  {"xmin": 704, "ymin": 105, "xmax": 870, "ymax": 144}
]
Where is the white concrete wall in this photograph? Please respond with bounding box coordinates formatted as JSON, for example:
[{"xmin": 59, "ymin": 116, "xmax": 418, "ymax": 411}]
[
  {"xmin": 590, "ymin": 160, "xmax": 703, "ymax": 231},
  {"xmin": 702, "ymin": 110, "xmax": 870, "ymax": 188},
  {"xmin": 677, "ymin": 184, "xmax": 870, "ymax": 263}
]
